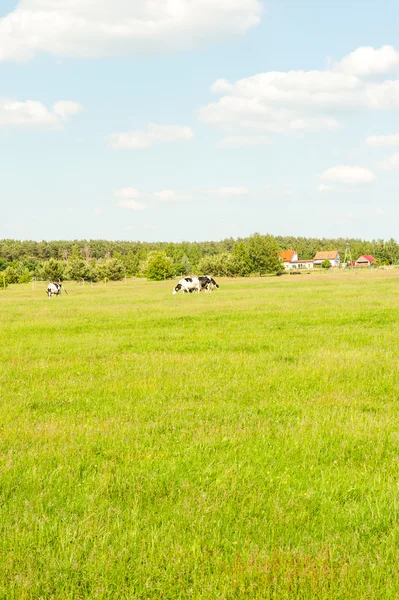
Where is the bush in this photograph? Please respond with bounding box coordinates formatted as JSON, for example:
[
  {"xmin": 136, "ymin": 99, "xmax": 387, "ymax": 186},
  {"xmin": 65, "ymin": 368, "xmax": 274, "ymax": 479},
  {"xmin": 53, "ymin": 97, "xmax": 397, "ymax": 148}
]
[
  {"xmin": 321, "ymin": 260, "xmax": 331, "ymax": 269},
  {"xmin": 18, "ymin": 269, "xmax": 32, "ymax": 284},
  {"xmin": 41, "ymin": 258, "xmax": 65, "ymax": 281},
  {"xmin": 104, "ymin": 258, "xmax": 125, "ymax": 281},
  {"xmin": 65, "ymin": 259, "xmax": 90, "ymax": 282},
  {"xmin": 144, "ymin": 252, "xmax": 174, "ymax": 281},
  {"xmin": 3, "ymin": 266, "xmax": 19, "ymax": 284}
]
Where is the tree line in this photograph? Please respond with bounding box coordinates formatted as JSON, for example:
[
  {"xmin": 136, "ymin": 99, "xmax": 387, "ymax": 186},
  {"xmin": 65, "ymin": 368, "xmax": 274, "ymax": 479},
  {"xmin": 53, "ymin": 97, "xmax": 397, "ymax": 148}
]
[{"xmin": 0, "ymin": 234, "xmax": 397, "ymax": 284}]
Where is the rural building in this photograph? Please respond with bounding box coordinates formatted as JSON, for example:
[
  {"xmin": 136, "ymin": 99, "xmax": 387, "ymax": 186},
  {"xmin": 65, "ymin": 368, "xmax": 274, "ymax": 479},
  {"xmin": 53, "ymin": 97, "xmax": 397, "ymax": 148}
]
[
  {"xmin": 355, "ymin": 255, "xmax": 377, "ymax": 267},
  {"xmin": 313, "ymin": 250, "xmax": 340, "ymax": 267},
  {"xmin": 279, "ymin": 250, "xmax": 314, "ymax": 270},
  {"xmin": 290, "ymin": 259, "xmax": 314, "ymax": 270},
  {"xmin": 279, "ymin": 250, "xmax": 298, "ymax": 270}
]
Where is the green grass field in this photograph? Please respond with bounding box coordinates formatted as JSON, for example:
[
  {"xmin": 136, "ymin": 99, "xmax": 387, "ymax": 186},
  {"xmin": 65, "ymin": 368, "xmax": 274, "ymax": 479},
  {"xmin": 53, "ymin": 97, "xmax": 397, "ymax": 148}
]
[{"xmin": 1, "ymin": 271, "xmax": 399, "ymax": 599}]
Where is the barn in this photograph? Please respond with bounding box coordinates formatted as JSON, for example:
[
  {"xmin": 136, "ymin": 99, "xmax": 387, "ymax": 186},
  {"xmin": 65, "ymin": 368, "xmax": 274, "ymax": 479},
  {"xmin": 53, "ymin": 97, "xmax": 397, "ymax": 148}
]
[{"xmin": 355, "ymin": 255, "xmax": 377, "ymax": 267}]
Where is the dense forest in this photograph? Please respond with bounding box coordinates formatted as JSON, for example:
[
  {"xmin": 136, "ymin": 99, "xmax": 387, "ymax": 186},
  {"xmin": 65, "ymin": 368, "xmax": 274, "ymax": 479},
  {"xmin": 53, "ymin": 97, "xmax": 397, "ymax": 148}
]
[{"xmin": 0, "ymin": 234, "xmax": 397, "ymax": 284}]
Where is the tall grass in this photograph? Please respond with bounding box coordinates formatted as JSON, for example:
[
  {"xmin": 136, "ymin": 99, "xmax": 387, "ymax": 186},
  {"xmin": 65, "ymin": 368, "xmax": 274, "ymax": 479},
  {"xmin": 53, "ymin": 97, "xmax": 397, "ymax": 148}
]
[{"xmin": 1, "ymin": 272, "xmax": 399, "ymax": 598}]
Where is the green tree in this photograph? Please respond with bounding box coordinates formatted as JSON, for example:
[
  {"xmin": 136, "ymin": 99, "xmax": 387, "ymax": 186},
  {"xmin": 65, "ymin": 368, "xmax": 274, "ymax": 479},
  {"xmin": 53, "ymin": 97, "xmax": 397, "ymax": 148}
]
[
  {"xmin": 18, "ymin": 269, "xmax": 32, "ymax": 284},
  {"xmin": 247, "ymin": 234, "xmax": 281, "ymax": 275},
  {"xmin": 177, "ymin": 255, "xmax": 191, "ymax": 276},
  {"xmin": 65, "ymin": 258, "xmax": 90, "ymax": 281},
  {"xmin": 232, "ymin": 241, "xmax": 251, "ymax": 276},
  {"xmin": 42, "ymin": 258, "xmax": 65, "ymax": 281},
  {"xmin": 87, "ymin": 262, "xmax": 106, "ymax": 283},
  {"xmin": 321, "ymin": 259, "xmax": 331, "ymax": 269},
  {"xmin": 3, "ymin": 266, "xmax": 19, "ymax": 284},
  {"xmin": 105, "ymin": 258, "xmax": 125, "ymax": 281},
  {"xmin": 145, "ymin": 252, "xmax": 174, "ymax": 281}
]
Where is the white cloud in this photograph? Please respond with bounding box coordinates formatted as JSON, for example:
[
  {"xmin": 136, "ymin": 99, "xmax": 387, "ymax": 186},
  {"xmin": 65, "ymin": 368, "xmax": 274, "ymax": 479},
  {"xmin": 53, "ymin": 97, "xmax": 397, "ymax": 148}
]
[
  {"xmin": 366, "ymin": 133, "xmax": 399, "ymax": 147},
  {"xmin": 334, "ymin": 45, "xmax": 399, "ymax": 76},
  {"xmin": 114, "ymin": 188, "xmax": 146, "ymax": 210},
  {"xmin": 199, "ymin": 45, "xmax": 399, "ymax": 136},
  {"xmin": 220, "ymin": 135, "xmax": 271, "ymax": 147},
  {"xmin": 154, "ymin": 190, "xmax": 191, "ymax": 202},
  {"xmin": 94, "ymin": 207, "xmax": 105, "ymax": 214},
  {"xmin": 0, "ymin": 0, "xmax": 262, "ymax": 62},
  {"xmin": 377, "ymin": 153, "xmax": 399, "ymax": 170},
  {"xmin": 53, "ymin": 101, "xmax": 82, "ymax": 120},
  {"xmin": 320, "ymin": 166, "xmax": 376, "ymax": 185},
  {"xmin": 109, "ymin": 123, "xmax": 194, "ymax": 149},
  {"xmin": 0, "ymin": 98, "xmax": 82, "ymax": 127},
  {"xmin": 376, "ymin": 208, "xmax": 387, "ymax": 216},
  {"xmin": 208, "ymin": 186, "xmax": 250, "ymax": 196}
]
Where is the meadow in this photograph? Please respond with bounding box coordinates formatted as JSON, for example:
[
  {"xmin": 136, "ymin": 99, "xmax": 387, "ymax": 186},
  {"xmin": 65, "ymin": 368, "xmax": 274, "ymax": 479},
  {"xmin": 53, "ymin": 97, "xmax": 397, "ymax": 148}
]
[{"xmin": 1, "ymin": 271, "xmax": 399, "ymax": 599}]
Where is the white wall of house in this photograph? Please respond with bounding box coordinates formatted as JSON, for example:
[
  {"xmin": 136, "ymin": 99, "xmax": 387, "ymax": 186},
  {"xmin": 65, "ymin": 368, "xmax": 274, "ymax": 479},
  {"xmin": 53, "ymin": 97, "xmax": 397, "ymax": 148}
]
[
  {"xmin": 314, "ymin": 254, "xmax": 340, "ymax": 267},
  {"xmin": 282, "ymin": 252, "xmax": 298, "ymax": 269}
]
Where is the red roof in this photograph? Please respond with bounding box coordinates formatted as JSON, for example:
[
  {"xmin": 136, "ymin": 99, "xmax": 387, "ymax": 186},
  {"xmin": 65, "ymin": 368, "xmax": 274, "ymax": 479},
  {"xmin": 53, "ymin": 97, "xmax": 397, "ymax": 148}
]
[
  {"xmin": 279, "ymin": 250, "xmax": 296, "ymax": 262},
  {"xmin": 356, "ymin": 255, "xmax": 376, "ymax": 263}
]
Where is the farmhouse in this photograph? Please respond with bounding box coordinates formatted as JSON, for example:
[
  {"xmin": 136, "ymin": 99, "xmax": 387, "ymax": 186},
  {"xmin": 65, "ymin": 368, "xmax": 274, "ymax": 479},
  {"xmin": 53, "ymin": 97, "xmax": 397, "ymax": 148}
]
[
  {"xmin": 313, "ymin": 250, "xmax": 340, "ymax": 267},
  {"xmin": 290, "ymin": 259, "xmax": 314, "ymax": 270},
  {"xmin": 279, "ymin": 250, "xmax": 298, "ymax": 269},
  {"xmin": 279, "ymin": 250, "xmax": 314, "ymax": 270},
  {"xmin": 355, "ymin": 255, "xmax": 377, "ymax": 267}
]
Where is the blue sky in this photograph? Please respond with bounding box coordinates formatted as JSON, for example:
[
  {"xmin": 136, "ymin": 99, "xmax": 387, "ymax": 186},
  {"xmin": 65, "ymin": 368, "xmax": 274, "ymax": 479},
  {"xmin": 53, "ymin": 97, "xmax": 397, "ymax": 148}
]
[{"xmin": 0, "ymin": 0, "xmax": 398, "ymax": 242}]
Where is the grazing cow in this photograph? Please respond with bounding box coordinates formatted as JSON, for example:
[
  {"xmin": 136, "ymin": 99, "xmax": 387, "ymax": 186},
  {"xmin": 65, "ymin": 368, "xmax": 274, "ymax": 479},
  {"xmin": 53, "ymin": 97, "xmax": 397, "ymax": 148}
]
[
  {"xmin": 198, "ymin": 276, "xmax": 220, "ymax": 292},
  {"xmin": 173, "ymin": 277, "xmax": 201, "ymax": 295},
  {"xmin": 47, "ymin": 282, "xmax": 63, "ymax": 297}
]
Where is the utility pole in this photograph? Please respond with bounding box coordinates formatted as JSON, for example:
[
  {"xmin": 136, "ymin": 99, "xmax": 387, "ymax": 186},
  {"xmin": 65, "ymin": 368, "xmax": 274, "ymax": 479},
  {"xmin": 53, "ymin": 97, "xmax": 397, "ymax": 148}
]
[{"xmin": 343, "ymin": 241, "xmax": 353, "ymax": 269}]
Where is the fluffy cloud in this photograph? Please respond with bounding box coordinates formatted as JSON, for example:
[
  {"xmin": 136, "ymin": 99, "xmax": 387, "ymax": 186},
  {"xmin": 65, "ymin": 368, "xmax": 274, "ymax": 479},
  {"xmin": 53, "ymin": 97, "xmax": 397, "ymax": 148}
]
[
  {"xmin": 0, "ymin": 98, "xmax": 82, "ymax": 127},
  {"xmin": 109, "ymin": 124, "xmax": 194, "ymax": 149},
  {"xmin": 199, "ymin": 45, "xmax": 399, "ymax": 135},
  {"xmin": 320, "ymin": 166, "xmax": 376, "ymax": 185},
  {"xmin": 377, "ymin": 154, "xmax": 399, "ymax": 170},
  {"xmin": 154, "ymin": 190, "xmax": 191, "ymax": 202},
  {"xmin": 114, "ymin": 188, "xmax": 146, "ymax": 210},
  {"xmin": 0, "ymin": 0, "xmax": 262, "ymax": 62},
  {"xmin": 366, "ymin": 133, "xmax": 399, "ymax": 147},
  {"xmin": 333, "ymin": 45, "xmax": 399, "ymax": 76}
]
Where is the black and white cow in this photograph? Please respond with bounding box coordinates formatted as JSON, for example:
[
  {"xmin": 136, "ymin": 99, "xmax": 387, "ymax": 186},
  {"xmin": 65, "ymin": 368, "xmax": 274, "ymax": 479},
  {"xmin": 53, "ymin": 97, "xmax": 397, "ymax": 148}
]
[
  {"xmin": 198, "ymin": 276, "xmax": 220, "ymax": 292},
  {"xmin": 47, "ymin": 282, "xmax": 63, "ymax": 297},
  {"xmin": 173, "ymin": 277, "xmax": 201, "ymax": 295}
]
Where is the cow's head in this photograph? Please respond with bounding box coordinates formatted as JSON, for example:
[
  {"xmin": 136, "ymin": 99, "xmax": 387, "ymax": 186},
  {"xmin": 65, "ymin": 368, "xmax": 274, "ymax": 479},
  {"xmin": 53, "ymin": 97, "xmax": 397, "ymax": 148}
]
[
  {"xmin": 173, "ymin": 283, "xmax": 183, "ymax": 295},
  {"xmin": 210, "ymin": 278, "xmax": 219, "ymax": 289}
]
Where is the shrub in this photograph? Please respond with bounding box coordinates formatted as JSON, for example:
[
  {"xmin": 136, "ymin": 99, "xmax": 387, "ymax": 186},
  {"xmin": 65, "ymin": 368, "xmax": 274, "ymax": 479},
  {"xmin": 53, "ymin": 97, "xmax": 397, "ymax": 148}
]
[
  {"xmin": 144, "ymin": 252, "xmax": 174, "ymax": 281},
  {"xmin": 104, "ymin": 258, "xmax": 125, "ymax": 281},
  {"xmin": 18, "ymin": 269, "xmax": 32, "ymax": 284},
  {"xmin": 41, "ymin": 259, "xmax": 66, "ymax": 281}
]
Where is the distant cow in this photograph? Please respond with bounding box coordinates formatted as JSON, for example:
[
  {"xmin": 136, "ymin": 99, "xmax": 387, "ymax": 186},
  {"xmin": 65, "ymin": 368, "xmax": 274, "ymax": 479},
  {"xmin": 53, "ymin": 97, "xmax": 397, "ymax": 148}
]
[
  {"xmin": 173, "ymin": 277, "xmax": 201, "ymax": 295},
  {"xmin": 198, "ymin": 276, "xmax": 219, "ymax": 292},
  {"xmin": 47, "ymin": 282, "xmax": 63, "ymax": 297}
]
